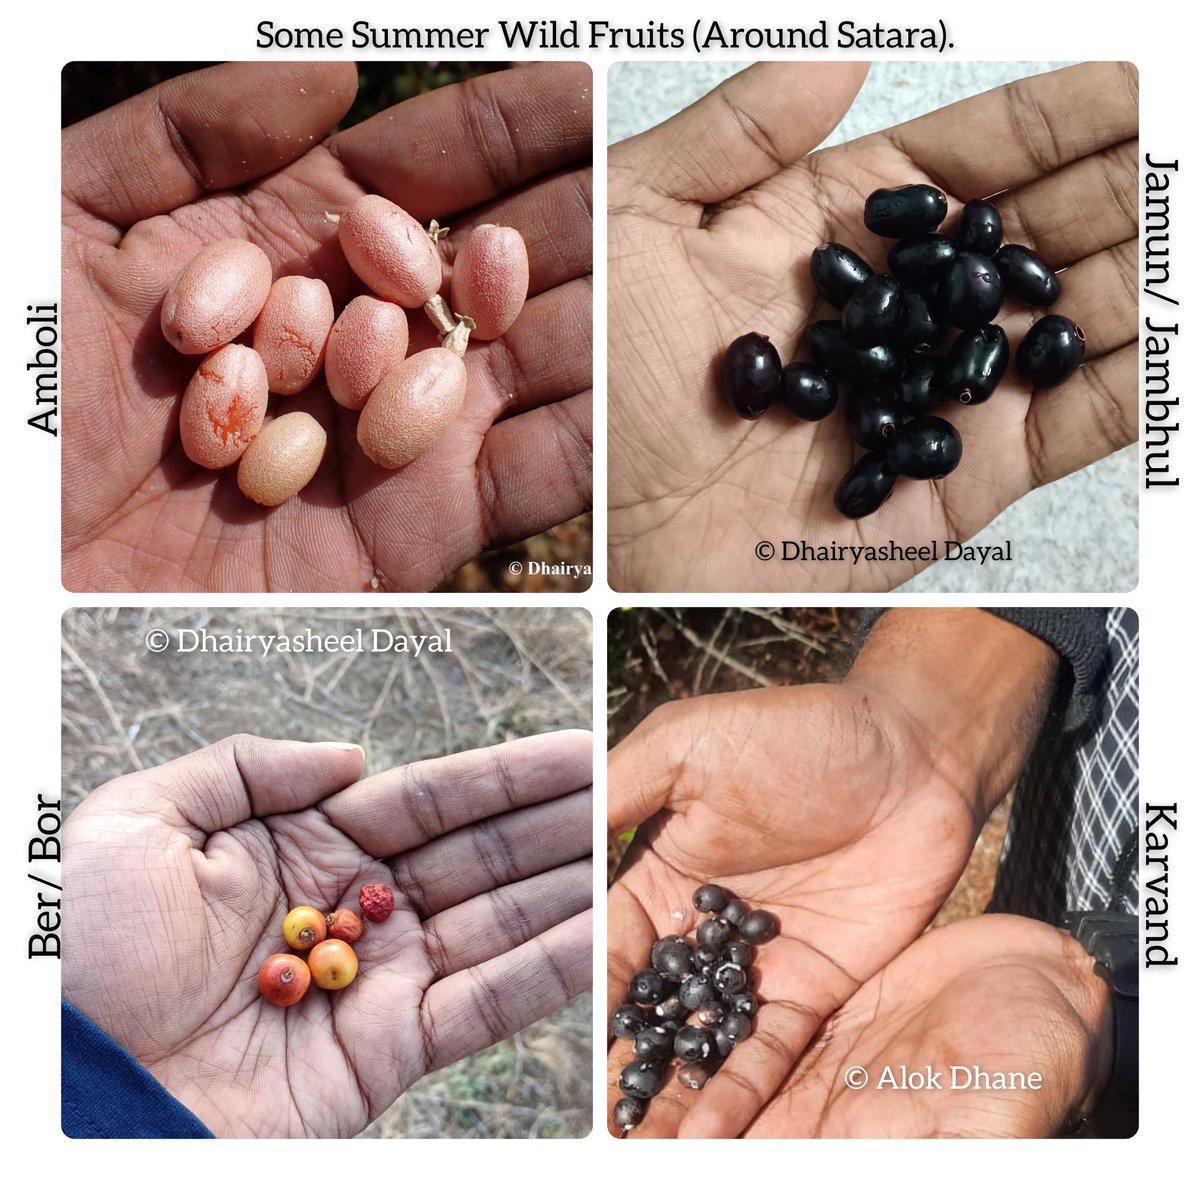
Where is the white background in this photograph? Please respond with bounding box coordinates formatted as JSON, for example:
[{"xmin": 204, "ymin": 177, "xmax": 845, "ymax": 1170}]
[{"xmin": 4, "ymin": 0, "xmax": 1192, "ymax": 1191}]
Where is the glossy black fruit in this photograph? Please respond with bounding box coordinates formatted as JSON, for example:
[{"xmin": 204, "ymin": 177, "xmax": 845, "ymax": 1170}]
[
  {"xmin": 721, "ymin": 941, "xmax": 753, "ymax": 968},
  {"xmin": 864, "ymin": 184, "xmax": 948, "ymax": 238},
  {"xmin": 674, "ymin": 1025, "xmax": 718, "ymax": 1064},
  {"xmin": 696, "ymin": 1001, "xmax": 728, "ymax": 1029},
  {"xmin": 654, "ymin": 994, "xmax": 686, "ymax": 1023},
  {"xmin": 697, "ymin": 918, "xmax": 733, "ymax": 951},
  {"xmin": 938, "ymin": 325, "xmax": 1010, "ymax": 405},
  {"xmin": 619, "ymin": 1059, "xmax": 667, "ymax": 1101},
  {"xmin": 612, "ymin": 1004, "xmax": 646, "ymax": 1039},
  {"xmin": 810, "ymin": 242, "xmax": 873, "ymax": 307},
  {"xmin": 956, "ymin": 200, "xmax": 1003, "ymax": 257},
  {"xmin": 722, "ymin": 899, "xmax": 751, "ymax": 928},
  {"xmin": 628, "ymin": 969, "xmax": 669, "ymax": 1007},
  {"xmin": 843, "ymin": 273, "xmax": 903, "ymax": 348},
  {"xmin": 1016, "ymin": 316, "xmax": 1086, "ymax": 388},
  {"xmin": 893, "ymin": 290, "xmax": 944, "ymax": 354},
  {"xmin": 803, "ymin": 321, "xmax": 898, "ymax": 382},
  {"xmin": 713, "ymin": 1029, "xmax": 735, "ymax": 1057},
  {"xmin": 934, "ymin": 253, "xmax": 1004, "ymax": 330},
  {"xmin": 651, "ymin": 936, "xmax": 694, "ymax": 981},
  {"xmin": 613, "ymin": 1097, "xmax": 645, "ymax": 1131},
  {"xmin": 896, "ymin": 356, "xmax": 942, "ymax": 416},
  {"xmin": 886, "ymin": 417, "xmax": 963, "ymax": 480},
  {"xmin": 678, "ymin": 1063, "xmax": 712, "ymax": 1091},
  {"xmin": 633, "ymin": 1025, "xmax": 675, "ymax": 1062},
  {"xmin": 721, "ymin": 1012, "xmax": 753, "ymax": 1044},
  {"xmin": 994, "ymin": 244, "xmax": 1061, "ymax": 307},
  {"xmin": 729, "ymin": 993, "xmax": 759, "ymax": 1018},
  {"xmin": 845, "ymin": 386, "xmax": 904, "ymax": 451},
  {"xmin": 740, "ymin": 909, "xmax": 781, "ymax": 944},
  {"xmin": 834, "ymin": 451, "xmax": 897, "ymax": 519},
  {"xmin": 692, "ymin": 883, "xmax": 728, "ymax": 913},
  {"xmin": 678, "ymin": 974, "xmax": 718, "ymax": 1011},
  {"xmin": 780, "ymin": 362, "xmax": 837, "ymax": 421},
  {"xmin": 887, "ymin": 235, "xmax": 957, "ymax": 288},
  {"xmin": 713, "ymin": 962, "xmax": 748, "ymax": 995},
  {"xmin": 721, "ymin": 332, "xmax": 781, "ymax": 419},
  {"xmin": 692, "ymin": 947, "xmax": 718, "ymax": 969}
]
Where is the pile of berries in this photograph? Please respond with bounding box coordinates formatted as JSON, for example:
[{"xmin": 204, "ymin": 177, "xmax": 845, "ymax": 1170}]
[
  {"xmin": 256, "ymin": 883, "xmax": 395, "ymax": 1006},
  {"xmin": 611, "ymin": 884, "xmax": 780, "ymax": 1134},
  {"xmin": 720, "ymin": 184, "xmax": 1087, "ymax": 519}
]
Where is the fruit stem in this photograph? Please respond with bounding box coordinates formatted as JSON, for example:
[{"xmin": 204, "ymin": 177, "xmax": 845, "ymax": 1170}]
[{"xmin": 423, "ymin": 294, "xmax": 457, "ymax": 336}]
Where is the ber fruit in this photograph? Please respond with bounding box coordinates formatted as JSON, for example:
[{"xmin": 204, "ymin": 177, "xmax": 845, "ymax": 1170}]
[
  {"xmin": 309, "ymin": 938, "xmax": 359, "ymax": 990},
  {"xmin": 326, "ymin": 908, "xmax": 364, "ymax": 943},
  {"xmin": 282, "ymin": 905, "xmax": 327, "ymax": 950},
  {"xmin": 258, "ymin": 953, "xmax": 311, "ymax": 1007},
  {"xmin": 358, "ymin": 882, "xmax": 395, "ymax": 924}
]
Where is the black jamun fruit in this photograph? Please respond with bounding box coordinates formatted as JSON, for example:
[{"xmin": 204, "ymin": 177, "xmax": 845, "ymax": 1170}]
[
  {"xmin": 803, "ymin": 320, "xmax": 899, "ymax": 382},
  {"xmin": 893, "ymin": 290, "xmax": 944, "ymax": 354},
  {"xmin": 864, "ymin": 184, "xmax": 948, "ymax": 238},
  {"xmin": 780, "ymin": 362, "xmax": 838, "ymax": 421},
  {"xmin": 1016, "ymin": 316, "xmax": 1086, "ymax": 388},
  {"xmin": 810, "ymin": 242, "xmax": 873, "ymax": 307},
  {"xmin": 887, "ymin": 235, "xmax": 957, "ymax": 288},
  {"xmin": 885, "ymin": 416, "xmax": 963, "ymax": 480},
  {"xmin": 956, "ymin": 199, "xmax": 1004, "ymax": 256},
  {"xmin": 842, "ymin": 273, "xmax": 903, "ymax": 348},
  {"xmin": 938, "ymin": 324, "xmax": 1010, "ymax": 405},
  {"xmin": 896, "ymin": 355, "xmax": 942, "ymax": 416},
  {"xmin": 994, "ymin": 244, "xmax": 1061, "ymax": 307},
  {"xmin": 934, "ymin": 253, "xmax": 1004, "ymax": 330},
  {"xmin": 834, "ymin": 451, "xmax": 897, "ymax": 519},
  {"xmin": 720, "ymin": 332, "xmax": 781, "ymax": 419},
  {"xmin": 845, "ymin": 386, "xmax": 904, "ymax": 451}
]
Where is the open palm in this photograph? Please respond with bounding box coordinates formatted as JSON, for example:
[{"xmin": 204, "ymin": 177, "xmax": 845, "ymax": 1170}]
[
  {"xmin": 606, "ymin": 687, "xmax": 981, "ymax": 1137},
  {"xmin": 63, "ymin": 732, "xmax": 592, "ymax": 1137},
  {"xmin": 608, "ymin": 62, "xmax": 1137, "ymax": 591},
  {"xmin": 62, "ymin": 61, "xmax": 592, "ymax": 592}
]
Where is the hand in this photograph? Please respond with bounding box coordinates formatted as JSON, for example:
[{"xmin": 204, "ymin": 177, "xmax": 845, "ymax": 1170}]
[
  {"xmin": 744, "ymin": 915, "xmax": 1112, "ymax": 1138},
  {"xmin": 608, "ymin": 62, "xmax": 1137, "ymax": 591},
  {"xmin": 607, "ymin": 611, "xmax": 1057, "ymax": 1137},
  {"xmin": 62, "ymin": 62, "xmax": 592, "ymax": 592},
  {"xmin": 63, "ymin": 732, "xmax": 592, "ymax": 1137}
]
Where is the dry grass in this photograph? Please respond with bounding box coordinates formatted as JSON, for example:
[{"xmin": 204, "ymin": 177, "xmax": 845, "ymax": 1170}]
[{"xmin": 61, "ymin": 606, "xmax": 593, "ymax": 1138}]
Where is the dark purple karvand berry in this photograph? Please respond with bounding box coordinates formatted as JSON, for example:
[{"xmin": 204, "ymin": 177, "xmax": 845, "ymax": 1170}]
[
  {"xmin": 722, "ymin": 899, "xmax": 751, "ymax": 928},
  {"xmin": 654, "ymin": 994, "xmax": 687, "ymax": 1023},
  {"xmin": 934, "ymin": 253, "xmax": 1004, "ymax": 330},
  {"xmin": 613, "ymin": 1096, "xmax": 645, "ymax": 1132},
  {"xmin": 692, "ymin": 883, "xmax": 729, "ymax": 913},
  {"xmin": 721, "ymin": 1012, "xmax": 753, "ymax": 1044},
  {"xmin": 893, "ymin": 290, "xmax": 944, "ymax": 354},
  {"xmin": 896, "ymin": 355, "xmax": 942, "ymax": 416},
  {"xmin": 720, "ymin": 332, "xmax": 781, "ymax": 419},
  {"xmin": 842, "ymin": 273, "xmax": 903, "ymax": 348},
  {"xmin": 729, "ymin": 993, "xmax": 759, "ymax": 1018},
  {"xmin": 674, "ymin": 1025, "xmax": 718, "ymax": 1064},
  {"xmin": 693, "ymin": 947, "xmax": 718, "ymax": 969},
  {"xmin": 885, "ymin": 416, "xmax": 963, "ymax": 480},
  {"xmin": 713, "ymin": 1029, "xmax": 735, "ymax": 1057},
  {"xmin": 678, "ymin": 1063, "xmax": 712, "ymax": 1091},
  {"xmin": 619, "ymin": 1059, "xmax": 667, "ymax": 1101},
  {"xmin": 697, "ymin": 917, "xmax": 733, "ymax": 951},
  {"xmin": 1016, "ymin": 316, "xmax": 1086, "ymax": 388},
  {"xmin": 994, "ymin": 244, "xmax": 1061, "ymax": 307},
  {"xmin": 887, "ymin": 235, "xmax": 957, "ymax": 289},
  {"xmin": 810, "ymin": 241, "xmax": 873, "ymax": 307},
  {"xmin": 957, "ymin": 199, "xmax": 1004, "ymax": 257},
  {"xmin": 721, "ymin": 941, "xmax": 753, "ymax": 968},
  {"xmin": 651, "ymin": 936, "xmax": 694, "ymax": 981},
  {"xmin": 780, "ymin": 362, "xmax": 838, "ymax": 421},
  {"xmin": 845, "ymin": 386, "xmax": 904, "ymax": 451},
  {"xmin": 834, "ymin": 451, "xmax": 897, "ymax": 519},
  {"xmin": 864, "ymin": 184, "xmax": 948, "ymax": 238},
  {"xmin": 739, "ymin": 909, "xmax": 781, "ymax": 944},
  {"xmin": 696, "ymin": 1001, "xmax": 728, "ymax": 1029},
  {"xmin": 628, "ymin": 969, "xmax": 670, "ymax": 1007},
  {"xmin": 713, "ymin": 962, "xmax": 748, "ymax": 995},
  {"xmin": 633, "ymin": 1025, "xmax": 675, "ymax": 1062},
  {"xmin": 678, "ymin": 974, "xmax": 718, "ymax": 1011},
  {"xmin": 938, "ymin": 324, "xmax": 1010, "ymax": 406},
  {"xmin": 803, "ymin": 321, "xmax": 899, "ymax": 383},
  {"xmin": 611, "ymin": 1004, "xmax": 646, "ymax": 1039}
]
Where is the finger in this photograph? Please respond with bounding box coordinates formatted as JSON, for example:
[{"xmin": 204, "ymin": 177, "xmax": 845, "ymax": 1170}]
[
  {"xmin": 421, "ymin": 909, "xmax": 592, "ymax": 1071},
  {"xmin": 1029, "ymin": 240, "xmax": 1137, "ymax": 356},
  {"xmin": 322, "ymin": 730, "xmax": 593, "ymax": 857},
  {"xmin": 996, "ymin": 140, "xmax": 1137, "ymax": 267},
  {"xmin": 392, "ymin": 787, "xmax": 592, "ymax": 915},
  {"xmin": 329, "ymin": 62, "xmax": 593, "ymax": 222},
  {"xmin": 614, "ymin": 62, "xmax": 869, "ymax": 207},
  {"xmin": 606, "ymin": 879, "xmax": 662, "ymax": 1024},
  {"xmin": 606, "ymin": 709, "xmax": 686, "ymax": 835},
  {"xmin": 83, "ymin": 735, "xmax": 365, "ymax": 838},
  {"xmin": 62, "ymin": 62, "xmax": 358, "ymax": 233},
  {"xmin": 1022, "ymin": 343, "xmax": 1137, "ymax": 490},
  {"xmin": 421, "ymin": 860, "xmax": 591, "ymax": 977},
  {"xmin": 881, "ymin": 62, "xmax": 1138, "ymax": 200}
]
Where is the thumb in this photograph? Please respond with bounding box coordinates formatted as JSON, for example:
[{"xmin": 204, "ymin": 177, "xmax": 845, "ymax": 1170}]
[{"xmin": 607, "ymin": 704, "xmax": 698, "ymax": 835}]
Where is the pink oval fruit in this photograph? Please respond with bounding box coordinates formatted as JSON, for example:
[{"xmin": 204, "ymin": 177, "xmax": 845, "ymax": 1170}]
[
  {"xmin": 338, "ymin": 194, "xmax": 441, "ymax": 308},
  {"xmin": 325, "ymin": 296, "xmax": 410, "ymax": 410},
  {"xmin": 357, "ymin": 348, "xmax": 468, "ymax": 470},
  {"xmin": 450, "ymin": 225, "xmax": 529, "ymax": 341},
  {"xmin": 179, "ymin": 344, "xmax": 269, "ymax": 469},
  {"xmin": 161, "ymin": 239, "xmax": 272, "ymax": 355},
  {"xmin": 252, "ymin": 276, "xmax": 335, "ymax": 395},
  {"xmin": 237, "ymin": 411, "xmax": 327, "ymax": 506}
]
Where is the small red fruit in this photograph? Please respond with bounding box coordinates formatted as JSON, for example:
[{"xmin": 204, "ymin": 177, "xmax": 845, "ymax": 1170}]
[
  {"xmin": 326, "ymin": 908, "xmax": 364, "ymax": 943},
  {"xmin": 359, "ymin": 883, "xmax": 395, "ymax": 924},
  {"xmin": 282, "ymin": 905, "xmax": 327, "ymax": 950},
  {"xmin": 258, "ymin": 953, "xmax": 311, "ymax": 1006},
  {"xmin": 309, "ymin": 938, "xmax": 359, "ymax": 990}
]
